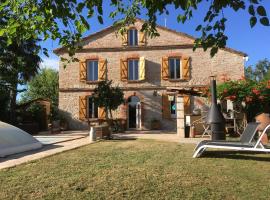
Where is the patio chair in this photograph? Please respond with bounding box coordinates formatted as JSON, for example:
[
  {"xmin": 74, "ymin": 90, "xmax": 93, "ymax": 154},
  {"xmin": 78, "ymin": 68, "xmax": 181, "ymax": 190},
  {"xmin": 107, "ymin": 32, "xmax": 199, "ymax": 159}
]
[
  {"xmin": 191, "ymin": 110, "xmax": 211, "ymax": 137},
  {"xmin": 193, "ymin": 122, "xmax": 270, "ymax": 158}
]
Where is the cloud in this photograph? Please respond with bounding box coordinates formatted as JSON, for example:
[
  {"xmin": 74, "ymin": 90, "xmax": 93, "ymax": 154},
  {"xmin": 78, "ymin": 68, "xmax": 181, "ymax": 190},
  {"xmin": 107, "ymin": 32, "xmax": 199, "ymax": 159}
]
[{"xmin": 40, "ymin": 58, "xmax": 59, "ymax": 70}]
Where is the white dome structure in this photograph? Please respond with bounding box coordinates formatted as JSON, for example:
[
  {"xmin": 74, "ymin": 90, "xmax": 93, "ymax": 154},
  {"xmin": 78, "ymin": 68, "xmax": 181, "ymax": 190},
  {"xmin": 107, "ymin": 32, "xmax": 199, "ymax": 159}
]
[{"xmin": 0, "ymin": 121, "xmax": 42, "ymax": 157}]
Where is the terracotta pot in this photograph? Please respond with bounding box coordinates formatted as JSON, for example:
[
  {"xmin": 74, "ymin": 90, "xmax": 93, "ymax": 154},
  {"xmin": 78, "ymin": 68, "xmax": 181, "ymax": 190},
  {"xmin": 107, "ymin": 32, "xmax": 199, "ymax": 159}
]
[
  {"xmin": 189, "ymin": 125, "xmax": 196, "ymax": 138},
  {"xmin": 255, "ymin": 113, "xmax": 270, "ymax": 145}
]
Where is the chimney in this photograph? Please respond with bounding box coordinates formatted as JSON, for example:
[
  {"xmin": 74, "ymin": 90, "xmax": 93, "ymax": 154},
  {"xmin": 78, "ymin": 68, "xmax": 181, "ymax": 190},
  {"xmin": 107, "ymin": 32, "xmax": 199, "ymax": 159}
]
[{"xmin": 207, "ymin": 76, "xmax": 226, "ymax": 140}]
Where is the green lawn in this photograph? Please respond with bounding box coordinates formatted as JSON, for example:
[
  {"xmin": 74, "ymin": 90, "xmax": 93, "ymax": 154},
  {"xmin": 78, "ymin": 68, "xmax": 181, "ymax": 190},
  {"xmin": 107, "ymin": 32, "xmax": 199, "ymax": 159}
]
[{"xmin": 1, "ymin": 139, "xmax": 270, "ymax": 200}]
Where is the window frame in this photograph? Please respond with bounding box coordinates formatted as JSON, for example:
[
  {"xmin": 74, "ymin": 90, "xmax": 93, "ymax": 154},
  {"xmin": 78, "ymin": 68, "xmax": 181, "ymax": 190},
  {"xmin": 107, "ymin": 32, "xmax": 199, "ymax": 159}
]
[
  {"xmin": 87, "ymin": 96, "xmax": 98, "ymax": 119},
  {"xmin": 168, "ymin": 57, "xmax": 181, "ymax": 80},
  {"xmin": 127, "ymin": 58, "xmax": 139, "ymax": 81},
  {"xmin": 128, "ymin": 28, "xmax": 138, "ymax": 46},
  {"xmin": 86, "ymin": 59, "xmax": 99, "ymax": 82}
]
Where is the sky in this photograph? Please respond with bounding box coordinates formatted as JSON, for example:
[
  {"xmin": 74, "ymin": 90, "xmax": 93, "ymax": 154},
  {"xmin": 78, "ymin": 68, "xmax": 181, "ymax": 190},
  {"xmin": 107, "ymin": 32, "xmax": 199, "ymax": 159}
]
[{"xmin": 40, "ymin": 1, "xmax": 270, "ymax": 70}]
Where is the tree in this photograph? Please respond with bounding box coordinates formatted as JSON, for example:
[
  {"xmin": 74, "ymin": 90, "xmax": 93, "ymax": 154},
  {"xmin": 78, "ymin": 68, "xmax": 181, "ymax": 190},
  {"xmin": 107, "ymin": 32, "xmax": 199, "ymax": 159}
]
[
  {"xmin": 93, "ymin": 80, "xmax": 124, "ymax": 121},
  {"xmin": 21, "ymin": 68, "xmax": 59, "ymax": 108},
  {"xmin": 0, "ymin": 85, "xmax": 10, "ymax": 122},
  {"xmin": 0, "ymin": 37, "xmax": 41, "ymax": 123},
  {"xmin": 254, "ymin": 59, "xmax": 270, "ymax": 81},
  {"xmin": 245, "ymin": 65, "xmax": 254, "ymax": 80},
  {"xmin": 245, "ymin": 59, "xmax": 270, "ymax": 81},
  {"xmin": 0, "ymin": 1, "xmax": 269, "ymax": 59}
]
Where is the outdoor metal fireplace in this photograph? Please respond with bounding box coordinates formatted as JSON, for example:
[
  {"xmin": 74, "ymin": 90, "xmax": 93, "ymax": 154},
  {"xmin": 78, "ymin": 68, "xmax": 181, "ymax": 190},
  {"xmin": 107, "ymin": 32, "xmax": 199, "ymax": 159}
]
[{"xmin": 207, "ymin": 76, "xmax": 226, "ymax": 140}]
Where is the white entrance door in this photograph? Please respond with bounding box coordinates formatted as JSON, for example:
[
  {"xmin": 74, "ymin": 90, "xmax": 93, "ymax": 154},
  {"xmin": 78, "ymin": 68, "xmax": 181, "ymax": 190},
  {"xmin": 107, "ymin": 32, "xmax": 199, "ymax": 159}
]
[{"xmin": 136, "ymin": 103, "xmax": 141, "ymax": 129}]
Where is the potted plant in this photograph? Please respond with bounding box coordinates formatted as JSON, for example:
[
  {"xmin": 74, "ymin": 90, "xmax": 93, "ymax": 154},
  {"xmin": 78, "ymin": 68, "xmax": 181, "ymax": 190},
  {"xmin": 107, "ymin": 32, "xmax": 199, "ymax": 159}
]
[
  {"xmin": 255, "ymin": 113, "xmax": 270, "ymax": 145},
  {"xmin": 151, "ymin": 118, "xmax": 161, "ymax": 130}
]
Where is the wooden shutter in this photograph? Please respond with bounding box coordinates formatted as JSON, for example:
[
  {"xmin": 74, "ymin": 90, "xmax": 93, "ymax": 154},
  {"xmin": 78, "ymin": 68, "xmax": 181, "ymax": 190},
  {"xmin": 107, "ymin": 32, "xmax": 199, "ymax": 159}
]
[
  {"xmin": 98, "ymin": 58, "xmax": 107, "ymax": 81},
  {"xmin": 120, "ymin": 59, "xmax": 128, "ymax": 81},
  {"xmin": 162, "ymin": 94, "xmax": 171, "ymax": 119},
  {"xmin": 139, "ymin": 31, "xmax": 146, "ymax": 45},
  {"xmin": 79, "ymin": 60, "xmax": 87, "ymax": 82},
  {"xmin": 184, "ymin": 95, "xmax": 191, "ymax": 114},
  {"xmin": 182, "ymin": 57, "xmax": 190, "ymax": 80},
  {"xmin": 121, "ymin": 32, "xmax": 128, "ymax": 46},
  {"xmin": 98, "ymin": 107, "xmax": 106, "ymax": 119},
  {"xmin": 161, "ymin": 57, "xmax": 169, "ymax": 80},
  {"xmin": 139, "ymin": 57, "xmax": 145, "ymax": 81},
  {"xmin": 79, "ymin": 96, "xmax": 87, "ymax": 120}
]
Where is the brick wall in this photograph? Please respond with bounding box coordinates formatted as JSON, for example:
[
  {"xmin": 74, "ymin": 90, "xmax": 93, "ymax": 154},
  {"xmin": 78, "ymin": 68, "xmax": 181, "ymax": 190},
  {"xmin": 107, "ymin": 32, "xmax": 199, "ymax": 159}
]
[
  {"xmin": 78, "ymin": 20, "xmax": 194, "ymax": 49},
  {"xmin": 57, "ymin": 20, "xmax": 245, "ymax": 130},
  {"xmin": 59, "ymin": 89, "xmax": 177, "ymax": 130},
  {"xmin": 59, "ymin": 48, "xmax": 244, "ymax": 89}
]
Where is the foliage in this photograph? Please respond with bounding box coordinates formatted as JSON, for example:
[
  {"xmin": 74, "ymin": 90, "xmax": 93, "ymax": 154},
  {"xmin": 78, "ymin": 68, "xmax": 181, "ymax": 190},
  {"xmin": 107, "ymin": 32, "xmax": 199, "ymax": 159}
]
[
  {"xmin": 245, "ymin": 59, "xmax": 270, "ymax": 81},
  {"xmin": 0, "ymin": 35, "xmax": 41, "ymax": 123},
  {"xmin": 25, "ymin": 103, "xmax": 45, "ymax": 125},
  {"xmin": 93, "ymin": 80, "xmax": 124, "ymax": 119},
  {"xmin": 0, "ymin": 1, "xmax": 269, "ymax": 59},
  {"xmin": 21, "ymin": 68, "xmax": 59, "ymax": 122},
  {"xmin": 0, "ymin": 38, "xmax": 41, "ymax": 88},
  {"xmin": 217, "ymin": 78, "xmax": 270, "ymax": 120},
  {"xmin": 21, "ymin": 68, "xmax": 59, "ymax": 107}
]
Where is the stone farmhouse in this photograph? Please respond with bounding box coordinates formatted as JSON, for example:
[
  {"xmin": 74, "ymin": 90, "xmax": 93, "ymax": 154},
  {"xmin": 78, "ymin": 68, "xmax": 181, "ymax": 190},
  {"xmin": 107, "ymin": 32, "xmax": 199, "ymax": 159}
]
[{"xmin": 54, "ymin": 18, "xmax": 247, "ymax": 135}]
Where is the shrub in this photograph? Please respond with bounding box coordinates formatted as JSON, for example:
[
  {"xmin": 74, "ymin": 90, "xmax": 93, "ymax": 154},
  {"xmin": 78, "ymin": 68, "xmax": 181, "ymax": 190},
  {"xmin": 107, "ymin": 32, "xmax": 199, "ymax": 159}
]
[{"xmin": 217, "ymin": 78, "xmax": 270, "ymax": 121}]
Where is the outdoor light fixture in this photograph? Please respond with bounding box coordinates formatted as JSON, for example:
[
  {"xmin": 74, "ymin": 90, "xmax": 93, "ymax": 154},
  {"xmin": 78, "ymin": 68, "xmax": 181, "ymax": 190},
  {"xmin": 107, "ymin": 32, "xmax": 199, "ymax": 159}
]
[{"xmin": 168, "ymin": 95, "xmax": 174, "ymax": 101}]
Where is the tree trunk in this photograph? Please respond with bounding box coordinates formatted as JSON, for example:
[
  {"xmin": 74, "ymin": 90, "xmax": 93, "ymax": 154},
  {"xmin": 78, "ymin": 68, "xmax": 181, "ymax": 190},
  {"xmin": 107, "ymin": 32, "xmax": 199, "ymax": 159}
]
[
  {"xmin": 109, "ymin": 109, "xmax": 113, "ymax": 119},
  {"xmin": 105, "ymin": 106, "xmax": 109, "ymax": 121},
  {"xmin": 9, "ymin": 85, "xmax": 17, "ymax": 124}
]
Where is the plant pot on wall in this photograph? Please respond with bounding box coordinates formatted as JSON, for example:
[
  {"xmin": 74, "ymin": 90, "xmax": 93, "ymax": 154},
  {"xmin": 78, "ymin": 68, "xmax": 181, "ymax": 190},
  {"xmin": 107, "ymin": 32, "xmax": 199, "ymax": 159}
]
[{"xmin": 151, "ymin": 119, "xmax": 161, "ymax": 130}]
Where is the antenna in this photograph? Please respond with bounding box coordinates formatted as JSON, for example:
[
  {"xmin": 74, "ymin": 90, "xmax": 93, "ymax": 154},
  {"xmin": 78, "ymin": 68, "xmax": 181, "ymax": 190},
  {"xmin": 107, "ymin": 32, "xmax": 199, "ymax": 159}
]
[{"xmin": 164, "ymin": 17, "xmax": 167, "ymax": 27}]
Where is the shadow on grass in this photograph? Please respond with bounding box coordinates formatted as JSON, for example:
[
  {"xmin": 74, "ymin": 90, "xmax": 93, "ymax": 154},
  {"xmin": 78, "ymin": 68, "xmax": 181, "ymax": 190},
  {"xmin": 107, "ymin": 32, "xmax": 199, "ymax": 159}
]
[
  {"xmin": 201, "ymin": 151, "xmax": 270, "ymax": 162},
  {"xmin": 110, "ymin": 135, "xmax": 138, "ymax": 141}
]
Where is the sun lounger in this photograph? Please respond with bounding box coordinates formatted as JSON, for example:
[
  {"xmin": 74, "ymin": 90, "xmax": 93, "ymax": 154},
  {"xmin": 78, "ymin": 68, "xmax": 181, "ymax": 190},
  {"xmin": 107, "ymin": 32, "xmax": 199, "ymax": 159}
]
[{"xmin": 193, "ymin": 122, "xmax": 270, "ymax": 158}]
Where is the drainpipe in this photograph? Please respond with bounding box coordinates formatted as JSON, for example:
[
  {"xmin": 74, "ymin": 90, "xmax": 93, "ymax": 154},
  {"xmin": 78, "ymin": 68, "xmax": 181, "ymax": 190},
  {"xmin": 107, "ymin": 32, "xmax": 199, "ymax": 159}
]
[{"xmin": 207, "ymin": 76, "xmax": 226, "ymax": 140}]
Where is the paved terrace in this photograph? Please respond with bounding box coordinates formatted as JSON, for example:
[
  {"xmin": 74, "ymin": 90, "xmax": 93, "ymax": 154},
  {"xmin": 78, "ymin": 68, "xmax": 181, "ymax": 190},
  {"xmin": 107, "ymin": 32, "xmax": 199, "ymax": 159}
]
[
  {"xmin": 113, "ymin": 130, "xmax": 209, "ymax": 144},
  {"xmin": 0, "ymin": 130, "xmax": 207, "ymax": 170},
  {"xmin": 0, "ymin": 131, "xmax": 90, "ymax": 170}
]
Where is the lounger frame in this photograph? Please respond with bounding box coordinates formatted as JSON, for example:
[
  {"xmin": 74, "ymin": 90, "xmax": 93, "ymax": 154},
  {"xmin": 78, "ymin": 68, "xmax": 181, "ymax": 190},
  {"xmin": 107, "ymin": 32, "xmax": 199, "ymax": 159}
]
[{"xmin": 193, "ymin": 124, "xmax": 270, "ymax": 158}]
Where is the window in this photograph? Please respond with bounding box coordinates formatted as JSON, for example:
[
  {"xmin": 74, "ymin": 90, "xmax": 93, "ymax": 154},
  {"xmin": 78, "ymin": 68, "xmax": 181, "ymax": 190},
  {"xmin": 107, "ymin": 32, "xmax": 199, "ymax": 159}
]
[
  {"xmin": 169, "ymin": 58, "xmax": 181, "ymax": 79},
  {"xmin": 170, "ymin": 96, "xmax": 176, "ymax": 118},
  {"xmin": 87, "ymin": 60, "xmax": 98, "ymax": 81},
  {"xmin": 128, "ymin": 29, "xmax": 138, "ymax": 46},
  {"xmin": 87, "ymin": 96, "xmax": 98, "ymax": 118},
  {"xmin": 128, "ymin": 59, "xmax": 139, "ymax": 80}
]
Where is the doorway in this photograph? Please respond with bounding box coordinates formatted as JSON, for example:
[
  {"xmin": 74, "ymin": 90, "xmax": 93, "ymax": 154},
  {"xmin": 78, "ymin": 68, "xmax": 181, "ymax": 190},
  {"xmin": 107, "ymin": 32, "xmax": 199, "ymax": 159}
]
[{"xmin": 128, "ymin": 96, "xmax": 141, "ymax": 129}]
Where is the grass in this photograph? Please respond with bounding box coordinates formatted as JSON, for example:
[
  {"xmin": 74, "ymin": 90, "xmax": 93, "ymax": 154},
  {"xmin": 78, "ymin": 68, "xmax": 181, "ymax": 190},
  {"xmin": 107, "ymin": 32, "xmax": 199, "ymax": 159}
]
[{"xmin": 0, "ymin": 139, "xmax": 270, "ymax": 200}]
